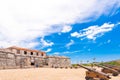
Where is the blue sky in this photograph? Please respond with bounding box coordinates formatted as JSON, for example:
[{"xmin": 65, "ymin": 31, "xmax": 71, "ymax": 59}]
[
  {"xmin": 0, "ymin": 0, "xmax": 120, "ymax": 63},
  {"xmin": 44, "ymin": 10, "xmax": 120, "ymax": 63}
]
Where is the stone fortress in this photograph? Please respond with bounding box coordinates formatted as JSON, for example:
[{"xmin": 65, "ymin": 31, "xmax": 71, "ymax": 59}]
[{"xmin": 0, "ymin": 46, "xmax": 71, "ymax": 69}]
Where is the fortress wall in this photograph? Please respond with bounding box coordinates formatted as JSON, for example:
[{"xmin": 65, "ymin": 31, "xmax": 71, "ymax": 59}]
[
  {"xmin": 46, "ymin": 56, "xmax": 71, "ymax": 68},
  {"xmin": 0, "ymin": 50, "xmax": 16, "ymax": 69},
  {"xmin": 0, "ymin": 49, "xmax": 71, "ymax": 69}
]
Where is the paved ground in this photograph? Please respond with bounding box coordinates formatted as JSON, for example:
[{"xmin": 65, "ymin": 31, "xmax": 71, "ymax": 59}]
[{"xmin": 0, "ymin": 68, "xmax": 119, "ymax": 80}]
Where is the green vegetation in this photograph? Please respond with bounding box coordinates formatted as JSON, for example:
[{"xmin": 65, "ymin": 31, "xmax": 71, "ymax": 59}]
[
  {"xmin": 82, "ymin": 63, "xmax": 93, "ymax": 66},
  {"xmin": 72, "ymin": 63, "xmax": 94, "ymax": 67},
  {"xmin": 72, "ymin": 60, "xmax": 120, "ymax": 67},
  {"xmin": 100, "ymin": 61, "xmax": 120, "ymax": 66},
  {"xmin": 72, "ymin": 64, "xmax": 78, "ymax": 67}
]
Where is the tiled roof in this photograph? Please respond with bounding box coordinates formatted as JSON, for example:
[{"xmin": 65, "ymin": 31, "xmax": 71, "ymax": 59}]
[
  {"xmin": 46, "ymin": 56, "xmax": 69, "ymax": 58},
  {"xmin": 7, "ymin": 46, "xmax": 45, "ymax": 54}
]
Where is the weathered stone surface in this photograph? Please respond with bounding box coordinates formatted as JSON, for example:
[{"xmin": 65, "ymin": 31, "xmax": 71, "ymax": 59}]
[
  {"xmin": 45, "ymin": 56, "xmax": 71, "ymax": 68},
  {"xmin": 0, "ymin": 48, "xmax": 71, "ymax": 69},
  {"xmin": 7, "ymin": 53, "xmax": 15, "ymax": 59},
  {"xmin": 7, "ymin": 59, "xmax": 16, "ymax": 66}
]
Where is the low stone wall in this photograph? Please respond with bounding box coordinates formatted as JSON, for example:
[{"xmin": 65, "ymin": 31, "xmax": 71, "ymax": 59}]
[{"xmin": 45, "ymin": 56, "xmax": 71, "ymax": 68}]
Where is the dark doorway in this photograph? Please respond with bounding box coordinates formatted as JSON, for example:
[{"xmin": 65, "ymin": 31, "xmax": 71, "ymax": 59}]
[{"xmin": 31, "ymin": 62, "xmax": 35, "ymax": 66}]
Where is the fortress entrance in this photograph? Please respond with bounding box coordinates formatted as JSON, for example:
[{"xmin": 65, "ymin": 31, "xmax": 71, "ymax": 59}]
[
  {"xmin": 30, "ymin": 57, "xmax": 35, "ymax": 66},
  {"xmin": 31, "ymin": 62, "xmax": 35, "ymax": 66}
]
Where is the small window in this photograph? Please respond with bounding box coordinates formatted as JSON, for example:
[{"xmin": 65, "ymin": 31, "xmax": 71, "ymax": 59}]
[
  {"xmin": 17, "ymin": 50, "xmax": 20, "ymax": 54},
  {"xmin": 36, "ymin": 53, "xmax": 38, "ymax": 56},
  {"xmin": 31, "ymin": 52, "xmax": 33, "ymax": 55},
  {"xmin": 24, "ymin": 51, "xmax": 27, "ymax": 55},
  {"xmin": 41, "ymin": 53, "xmax": 44, "ymax": 56}
]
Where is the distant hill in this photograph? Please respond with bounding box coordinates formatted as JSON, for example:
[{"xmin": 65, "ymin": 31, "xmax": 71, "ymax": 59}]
[{"xmin": 100, "ymin": 59, "xmax": 120, "ymax": 66}]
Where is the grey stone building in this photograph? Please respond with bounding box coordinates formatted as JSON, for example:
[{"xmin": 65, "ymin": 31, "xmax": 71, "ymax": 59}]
[{"xmin": 0, "ymin": 46, "xmax": 71, "ymax": 69}]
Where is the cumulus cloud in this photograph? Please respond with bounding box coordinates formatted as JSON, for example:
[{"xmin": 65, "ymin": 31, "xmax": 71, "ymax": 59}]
[
  {"xmin": 61, "ymin": 25, "xmax": 72, "ymax": 33},
  {"xmin": 71, "ymin": 23, "xmax": 117, "ymax": 40},
  {"xmin": 71, "ymin": 32, "xmax": 80, "ymax": 38},
  {"xmin": 0, "ymin": 40, "xmax": 39, "ymax": 49},
  {"xmin": 40, "ymin": 38, "xmax": 54, "ymax": 48},
  {"xmin": 66, "ymin": 40, "xmax": 74, "ymax": 49},
  {"xmin": 45, "ymin": 48, "xmax": 52, "ymax": 53},
  {"xmin": 0, "ymin": 0, "xmax": 120, "ymax": 48}
]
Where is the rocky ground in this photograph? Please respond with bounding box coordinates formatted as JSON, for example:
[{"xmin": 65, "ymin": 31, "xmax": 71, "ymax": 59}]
[{"xmin": 0, "ymin": 68, "xmax": 119, "ymax": 80}]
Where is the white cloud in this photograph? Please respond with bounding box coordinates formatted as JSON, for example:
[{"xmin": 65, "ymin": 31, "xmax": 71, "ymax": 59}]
[
  {"xmin": 0, "ymin": 0, "xmax": 120, "ymax": 48},
  {"xmin": 52, "ymin": 50, "xmax": 81, "ymax": 55},
  {"xmin": 63, "ymin": 50, "xmax": 81, "ymax": 54},
  {"xmin": 40, "ymin": 38, "xmax": 54, "ymax": 48},
  {"xmin": 53, "ymin": 52, "xmax": 60, "ymax": 55},
  {"xmin": 0, "ymin": 40, "xmax": 39, "ymax": 49},
  {"xmin": 71, "ymin": 32, "xmax": 80, "ymax": 38},
  {"xmin": 66, "ymin": 40, "xmax": 74, "ymax": 49},
  {"xmin": 61, "ymin": 25, "xmax": 72, "ymax": 33},
  {"xmin": 45, "ymin": 48, "xmax": 52, "ymax": 53},
  {"xmin": 71, "ymin": 23, "xmax": 116, "ymax": 40},
  {"xmin": 97, "ymin": 40, "xmax": 111, "ymax": 47},
  {"xmin": 107, "ymin": 40, "xmax": 111, "ymax": 43}
]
